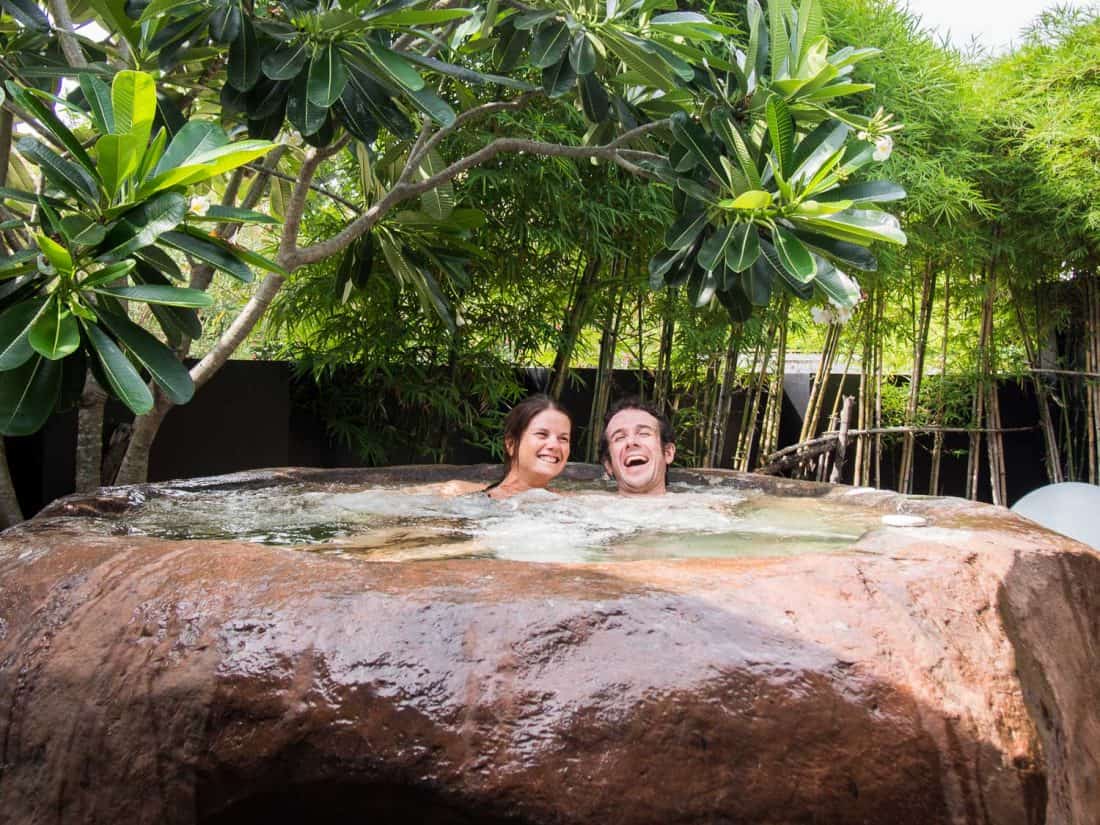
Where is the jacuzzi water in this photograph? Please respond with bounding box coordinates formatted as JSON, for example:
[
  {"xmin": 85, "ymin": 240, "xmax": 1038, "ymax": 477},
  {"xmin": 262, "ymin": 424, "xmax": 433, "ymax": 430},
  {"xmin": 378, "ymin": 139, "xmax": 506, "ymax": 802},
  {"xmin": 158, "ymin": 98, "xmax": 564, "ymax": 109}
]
[{"xmin": 118, "ymin": 479, "xmax": 885, "ymax": 563}]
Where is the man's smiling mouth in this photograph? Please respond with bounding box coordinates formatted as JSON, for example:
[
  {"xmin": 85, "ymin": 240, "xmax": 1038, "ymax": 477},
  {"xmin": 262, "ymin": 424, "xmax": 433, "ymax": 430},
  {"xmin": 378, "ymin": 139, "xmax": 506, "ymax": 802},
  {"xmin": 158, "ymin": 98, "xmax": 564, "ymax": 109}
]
[{"xmin": 624, "ymin": 455, "xmax": 649, "ymax": 468}]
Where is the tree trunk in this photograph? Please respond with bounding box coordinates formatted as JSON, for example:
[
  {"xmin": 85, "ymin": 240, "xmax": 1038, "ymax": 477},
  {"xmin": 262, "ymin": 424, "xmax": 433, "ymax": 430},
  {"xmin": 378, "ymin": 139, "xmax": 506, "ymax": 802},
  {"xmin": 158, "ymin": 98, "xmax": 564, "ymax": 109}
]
[
  {"xmin": 112, "ymin": 391, "xmax": 174, "ymax": 486},
  {"xmin": 0, "ymin": 438, "xmax": 24, "ymax": 528},
  {"xmin": 549, "ymin": 255, "xmax": 601, "ymax": 400},
  {"xmin": 898, "ymin": 260, "xmax": 937, "ymax": 494},
  {"xmin": 74, "ymin": 375, "xmax": 107, "ymax": 492}
]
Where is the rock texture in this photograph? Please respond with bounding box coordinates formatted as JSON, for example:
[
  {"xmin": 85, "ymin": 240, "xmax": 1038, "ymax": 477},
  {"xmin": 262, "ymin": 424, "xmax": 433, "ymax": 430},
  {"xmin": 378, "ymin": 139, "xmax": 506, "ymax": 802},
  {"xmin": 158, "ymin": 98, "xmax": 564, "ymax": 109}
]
[{"xmin": 1, "ymin": 466, "xmax": 1099, "ymax": 825}]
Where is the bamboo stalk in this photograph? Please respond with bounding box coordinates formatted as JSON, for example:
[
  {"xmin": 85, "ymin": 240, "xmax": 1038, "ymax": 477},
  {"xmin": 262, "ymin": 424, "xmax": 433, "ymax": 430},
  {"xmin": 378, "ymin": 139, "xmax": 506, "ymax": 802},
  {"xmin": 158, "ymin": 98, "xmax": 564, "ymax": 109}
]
[
  {"xmin": 737, "ymin": 311, "xmax": 779, "ymax": 471},
  {"xmin": 549, "ymin": 255, "xmax": 601, "ymax": 400},
  {"xmin": 759, "ymin": 299, "xmax": 790, "ymax": 462},
  {"xmin": 899, "ymin": 259, "xmax": 937, "ymax": 494},
  {"xmin": 1011, "ymin": 286, "xmax": 1063, "ymax": 483},
  {"xmin": 983, "ymin": 266, "xmax": 1007, "ymax": 505},
  {"xmin": 873, "ymin": 288, "xmax": 884, "ymax": 488},
  {"xmin": 929, "ymin": 272, "xmax": 950, "ymax": 495},
  {"xmin": 707, "ymin": 329, "xmax": 740, "ymax": 468},
  {"xmin": 585, "ymin": 267, "xmax": 625, "ymax": 462},
  {"xmin": 1087, "ymin": 275, "xmax": 1099, "ymax": 484},
  {"xmin": 830, "ymin": 396, "xmax": 855, "ymax": 483}
]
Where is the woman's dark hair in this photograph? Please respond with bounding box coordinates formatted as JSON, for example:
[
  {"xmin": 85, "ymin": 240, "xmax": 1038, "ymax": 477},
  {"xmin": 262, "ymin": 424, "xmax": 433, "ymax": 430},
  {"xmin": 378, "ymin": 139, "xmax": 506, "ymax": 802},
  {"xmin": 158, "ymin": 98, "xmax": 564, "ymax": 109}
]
[{"xmin": 499, "ymin": 395, "xmax": 572, "ymax": 477}]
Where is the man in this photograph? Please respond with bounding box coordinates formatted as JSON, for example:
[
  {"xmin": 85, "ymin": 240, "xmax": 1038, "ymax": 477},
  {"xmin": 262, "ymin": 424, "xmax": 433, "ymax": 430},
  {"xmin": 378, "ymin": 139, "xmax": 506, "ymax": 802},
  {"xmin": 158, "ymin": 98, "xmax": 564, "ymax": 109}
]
[{"xmin": 599, "ymin": 397, "xmax": 676, "ymax": 496}]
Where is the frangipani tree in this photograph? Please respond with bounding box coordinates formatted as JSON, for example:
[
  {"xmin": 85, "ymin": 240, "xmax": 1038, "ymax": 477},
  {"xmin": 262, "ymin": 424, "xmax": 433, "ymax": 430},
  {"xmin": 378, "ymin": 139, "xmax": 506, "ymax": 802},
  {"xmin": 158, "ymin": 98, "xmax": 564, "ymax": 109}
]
[{"xmin": 0, "ymin": 0, "xmax": 904, "ymax": 520}]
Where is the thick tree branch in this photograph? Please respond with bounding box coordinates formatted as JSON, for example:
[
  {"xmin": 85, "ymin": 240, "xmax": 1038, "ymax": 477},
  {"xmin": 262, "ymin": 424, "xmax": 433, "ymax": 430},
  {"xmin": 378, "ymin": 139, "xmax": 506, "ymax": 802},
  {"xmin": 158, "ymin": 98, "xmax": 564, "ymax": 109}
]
[
  {"xmin": 399, "ymin": 117, "xmax": 435, "ymax": 185},
  {"xmin": 48, "ymin": 0, "xmax": 88, "ymax": 68},
  {"xmin": 280, "ymin": 137, "xmax": 349, "ymax": 259},
  {"xmin": 408, "ymin": 92, "xmax": 540, "ymax": 171},
  {"xmin": 291, "ymin": 117, "xmax": 669, "ymax": 269}
]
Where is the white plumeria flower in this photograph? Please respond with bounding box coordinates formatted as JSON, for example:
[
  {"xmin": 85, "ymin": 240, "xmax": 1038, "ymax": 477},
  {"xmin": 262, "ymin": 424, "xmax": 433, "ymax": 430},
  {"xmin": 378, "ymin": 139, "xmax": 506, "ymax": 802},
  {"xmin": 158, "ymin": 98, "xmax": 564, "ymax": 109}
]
[
  {"xmin": 873, "ymin": 135, "xmax": 894, "ymax": 162},
  {"xmin": 189, "ymin": 195, "xmax": 211, "ymax": 216},
  {"xmin": 811, "ymin": 306, "xmax": 835, "ymax": 325}
]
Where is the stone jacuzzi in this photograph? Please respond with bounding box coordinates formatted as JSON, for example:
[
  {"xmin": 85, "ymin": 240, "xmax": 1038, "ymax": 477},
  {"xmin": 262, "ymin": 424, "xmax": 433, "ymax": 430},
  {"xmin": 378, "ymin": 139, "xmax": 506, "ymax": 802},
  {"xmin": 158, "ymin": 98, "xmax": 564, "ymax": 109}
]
[{"xmin": 1, "ymin": 464, "xmax": 1098, "ymax": 824}]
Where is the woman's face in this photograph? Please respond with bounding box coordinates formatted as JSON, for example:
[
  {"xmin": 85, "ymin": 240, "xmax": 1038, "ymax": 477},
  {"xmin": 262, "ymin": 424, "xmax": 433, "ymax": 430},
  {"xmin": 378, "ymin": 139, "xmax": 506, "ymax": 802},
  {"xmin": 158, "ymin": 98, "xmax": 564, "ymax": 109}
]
[{"xmin": 508, "ymin": 409, "xmax": 571, "ymax": 485}]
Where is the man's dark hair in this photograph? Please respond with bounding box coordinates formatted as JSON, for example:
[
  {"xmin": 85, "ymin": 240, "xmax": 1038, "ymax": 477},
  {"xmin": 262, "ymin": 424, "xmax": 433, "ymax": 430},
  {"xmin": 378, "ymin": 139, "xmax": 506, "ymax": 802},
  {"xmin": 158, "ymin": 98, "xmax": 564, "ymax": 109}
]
[{"xmin": 598, "ymin": 397, "xmax": 675, "ymax": 464}]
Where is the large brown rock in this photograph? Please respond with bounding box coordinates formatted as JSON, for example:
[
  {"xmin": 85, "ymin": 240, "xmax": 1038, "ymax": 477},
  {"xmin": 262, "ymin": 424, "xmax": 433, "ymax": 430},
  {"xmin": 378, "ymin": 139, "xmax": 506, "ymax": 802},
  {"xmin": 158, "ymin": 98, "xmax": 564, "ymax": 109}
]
[{"xmin": 1, "ymin": 466, "xmax": 1098, "ymax": 824}]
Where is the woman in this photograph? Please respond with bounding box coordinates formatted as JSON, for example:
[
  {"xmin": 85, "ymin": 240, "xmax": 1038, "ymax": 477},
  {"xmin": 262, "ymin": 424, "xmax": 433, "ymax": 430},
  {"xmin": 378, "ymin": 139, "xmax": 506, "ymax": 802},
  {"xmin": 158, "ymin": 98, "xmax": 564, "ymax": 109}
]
[{"xmin": 486, "ymin": 395, "xmax": 572, "ymax": 499}]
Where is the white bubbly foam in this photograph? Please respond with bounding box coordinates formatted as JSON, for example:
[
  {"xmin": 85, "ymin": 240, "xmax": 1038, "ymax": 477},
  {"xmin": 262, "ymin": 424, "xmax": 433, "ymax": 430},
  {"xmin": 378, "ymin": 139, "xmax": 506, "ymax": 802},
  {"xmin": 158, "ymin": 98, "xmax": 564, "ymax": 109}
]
[{"xmin": 125, "ymin": 483, "xmax": 877, "ymax": 563}]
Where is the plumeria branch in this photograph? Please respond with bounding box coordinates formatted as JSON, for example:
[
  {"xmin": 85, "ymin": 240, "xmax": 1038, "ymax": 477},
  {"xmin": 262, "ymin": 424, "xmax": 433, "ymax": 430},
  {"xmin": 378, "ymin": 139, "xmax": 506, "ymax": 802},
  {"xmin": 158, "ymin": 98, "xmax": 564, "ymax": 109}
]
[{"xmin": 290, "ymin": 117, "xmax": 670, "ymax": 269}]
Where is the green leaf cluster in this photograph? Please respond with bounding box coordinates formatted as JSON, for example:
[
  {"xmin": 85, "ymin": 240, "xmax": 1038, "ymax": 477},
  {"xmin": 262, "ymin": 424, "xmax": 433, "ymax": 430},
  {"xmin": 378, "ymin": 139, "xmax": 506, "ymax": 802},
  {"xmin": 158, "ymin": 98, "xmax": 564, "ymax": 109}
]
[{"xmin": 0, "ymin": 71, "xmax": 277, "ymax": 434}]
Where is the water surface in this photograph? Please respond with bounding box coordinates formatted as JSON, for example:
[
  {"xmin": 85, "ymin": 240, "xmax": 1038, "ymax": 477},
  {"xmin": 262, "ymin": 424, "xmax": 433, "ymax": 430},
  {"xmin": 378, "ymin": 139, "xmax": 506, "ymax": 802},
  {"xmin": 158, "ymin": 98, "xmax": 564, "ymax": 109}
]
[{"xmin": 120, "ymin": 480, "xmax": 883, "ymax": 563}]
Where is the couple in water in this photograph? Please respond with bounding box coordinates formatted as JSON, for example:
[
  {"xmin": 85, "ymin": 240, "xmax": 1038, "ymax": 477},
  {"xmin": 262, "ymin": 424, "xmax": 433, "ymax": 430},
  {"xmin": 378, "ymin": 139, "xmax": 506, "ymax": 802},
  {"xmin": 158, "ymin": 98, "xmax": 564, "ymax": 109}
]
[{"xmin": 487, "ymin": 395, "xmax": 675, "ymax": 499}]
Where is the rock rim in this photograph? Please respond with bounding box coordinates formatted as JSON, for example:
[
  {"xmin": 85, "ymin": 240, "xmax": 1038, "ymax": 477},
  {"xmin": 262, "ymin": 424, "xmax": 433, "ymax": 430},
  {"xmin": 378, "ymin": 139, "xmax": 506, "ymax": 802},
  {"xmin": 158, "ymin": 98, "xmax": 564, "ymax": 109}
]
[{"xmin": 1, "ymin": 466, "xmax": 1098, "ymax": 824}]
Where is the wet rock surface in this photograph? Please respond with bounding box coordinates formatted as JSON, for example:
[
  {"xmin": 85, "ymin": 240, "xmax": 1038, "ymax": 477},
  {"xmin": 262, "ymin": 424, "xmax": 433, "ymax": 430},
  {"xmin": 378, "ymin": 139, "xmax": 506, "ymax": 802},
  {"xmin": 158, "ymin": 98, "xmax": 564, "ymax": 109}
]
[{"xmin": 1, "ymin": 466, "xmax": 1099, "ymax": 824}]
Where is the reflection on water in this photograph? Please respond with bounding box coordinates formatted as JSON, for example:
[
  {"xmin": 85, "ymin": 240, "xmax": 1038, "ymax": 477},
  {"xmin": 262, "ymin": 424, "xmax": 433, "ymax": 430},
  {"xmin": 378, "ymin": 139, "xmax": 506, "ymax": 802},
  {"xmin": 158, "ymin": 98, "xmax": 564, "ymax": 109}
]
[{"xmin": 121, "ymin": 482, "xmax": 883, "ymax": 563}]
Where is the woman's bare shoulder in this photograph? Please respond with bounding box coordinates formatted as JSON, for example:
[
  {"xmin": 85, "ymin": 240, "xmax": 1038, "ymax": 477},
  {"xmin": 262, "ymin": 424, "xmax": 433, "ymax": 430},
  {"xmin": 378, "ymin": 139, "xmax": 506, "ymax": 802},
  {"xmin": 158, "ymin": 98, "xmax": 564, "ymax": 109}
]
[{"xmin": 404, "ymin": 480, "xmax": 491, "ymax": 497}]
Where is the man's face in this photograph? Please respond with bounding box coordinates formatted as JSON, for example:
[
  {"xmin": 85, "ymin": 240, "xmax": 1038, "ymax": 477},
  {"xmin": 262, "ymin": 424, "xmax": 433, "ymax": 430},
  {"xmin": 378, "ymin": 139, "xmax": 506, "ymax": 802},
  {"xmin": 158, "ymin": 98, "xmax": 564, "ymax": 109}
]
[{"xmin": 602, "ymin": 408, "xmax": 675, "ymax": 496}]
